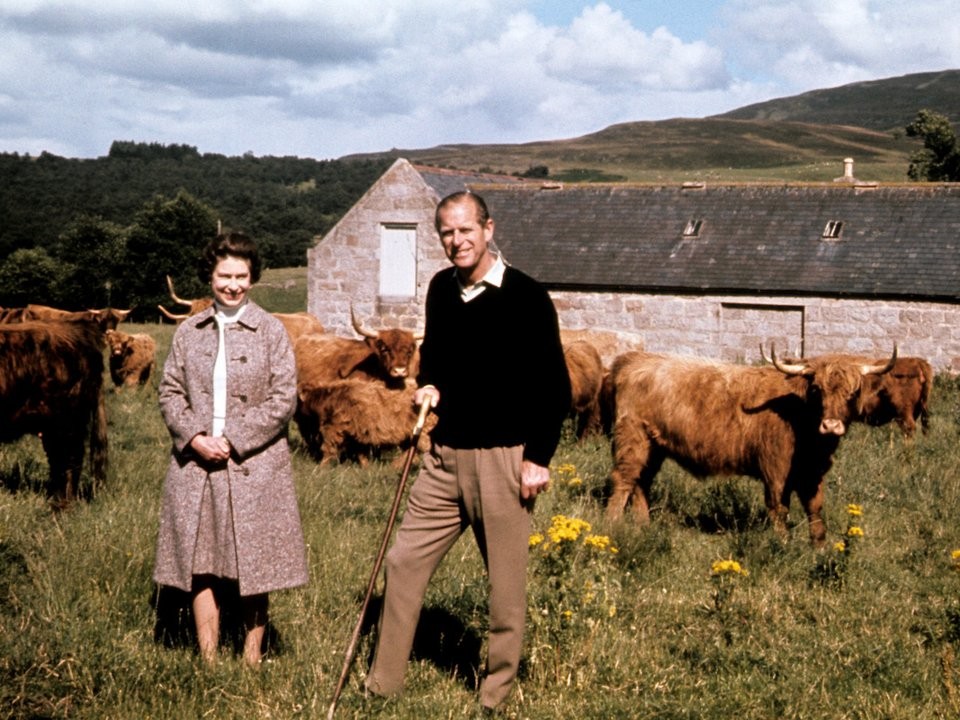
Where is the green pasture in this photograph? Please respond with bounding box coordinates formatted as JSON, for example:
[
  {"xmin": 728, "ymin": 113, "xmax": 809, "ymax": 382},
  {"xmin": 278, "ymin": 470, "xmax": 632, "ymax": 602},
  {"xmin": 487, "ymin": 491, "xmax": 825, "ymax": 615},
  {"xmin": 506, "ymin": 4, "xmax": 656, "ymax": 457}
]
[{"xmin": 2, "ymin": 270, "xmax": 959, "ymax": 719}]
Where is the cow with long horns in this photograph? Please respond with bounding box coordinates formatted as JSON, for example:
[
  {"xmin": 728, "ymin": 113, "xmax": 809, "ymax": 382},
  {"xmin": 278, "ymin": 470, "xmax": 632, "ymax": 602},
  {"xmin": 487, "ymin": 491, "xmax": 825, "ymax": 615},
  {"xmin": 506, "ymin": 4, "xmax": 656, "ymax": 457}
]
[
  {"xmin": 607, "ymin": 345, "xmax": 897, "ymax": 546},
  {"xmin": 294, "ymin": 307, "xmax": 421, "ymax": 391}
]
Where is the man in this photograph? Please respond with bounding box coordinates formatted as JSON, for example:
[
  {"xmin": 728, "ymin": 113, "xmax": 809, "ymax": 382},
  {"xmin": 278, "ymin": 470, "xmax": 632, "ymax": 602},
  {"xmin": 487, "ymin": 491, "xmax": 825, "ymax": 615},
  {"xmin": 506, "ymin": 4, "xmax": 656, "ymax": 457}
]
[{"xmin": 365, "ymin": 191, "xmax": 572, "ymax": 713}]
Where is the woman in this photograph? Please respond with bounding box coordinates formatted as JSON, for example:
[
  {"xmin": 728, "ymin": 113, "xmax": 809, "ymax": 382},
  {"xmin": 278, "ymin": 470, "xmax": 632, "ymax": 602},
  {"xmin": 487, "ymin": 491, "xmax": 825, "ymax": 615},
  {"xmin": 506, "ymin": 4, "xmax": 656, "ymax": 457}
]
[{"xmin": 153, "ymin": 232, "xmax": 308, "ymax": 666}]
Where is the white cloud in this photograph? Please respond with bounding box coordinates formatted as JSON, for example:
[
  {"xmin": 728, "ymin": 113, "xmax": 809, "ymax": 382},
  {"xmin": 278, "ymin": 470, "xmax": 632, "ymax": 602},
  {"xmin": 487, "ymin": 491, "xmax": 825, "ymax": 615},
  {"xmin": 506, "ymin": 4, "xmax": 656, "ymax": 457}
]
[{"xmin": 0, "ymin": 0, "xmax": 956, "ymax": 159}]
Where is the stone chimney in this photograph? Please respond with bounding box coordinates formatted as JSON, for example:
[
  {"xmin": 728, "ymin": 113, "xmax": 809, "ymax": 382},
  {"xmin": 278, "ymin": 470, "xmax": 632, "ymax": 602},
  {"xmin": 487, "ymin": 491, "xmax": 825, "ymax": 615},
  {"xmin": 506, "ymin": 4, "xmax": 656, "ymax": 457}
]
[{"xmin": 834, "ymin": 157, "xmax": 856, "ymax": 183}]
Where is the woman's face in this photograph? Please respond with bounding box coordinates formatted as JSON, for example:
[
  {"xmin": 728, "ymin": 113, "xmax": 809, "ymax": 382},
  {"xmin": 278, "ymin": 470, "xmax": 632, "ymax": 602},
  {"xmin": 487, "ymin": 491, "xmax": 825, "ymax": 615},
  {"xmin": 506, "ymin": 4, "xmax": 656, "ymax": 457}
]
[{"xmin": 211, "ymin": 255, "xmax": 252, "ymax": 308}]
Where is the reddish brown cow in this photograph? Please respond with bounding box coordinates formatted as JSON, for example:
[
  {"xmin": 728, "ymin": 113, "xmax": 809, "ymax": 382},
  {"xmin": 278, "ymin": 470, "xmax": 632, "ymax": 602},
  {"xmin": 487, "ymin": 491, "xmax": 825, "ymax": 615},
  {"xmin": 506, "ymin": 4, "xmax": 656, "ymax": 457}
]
[
  {"xmin": 295, "ymin": 380, "xmax": 436, "ymax": 465},
  {"xmin": 104, "ymin": 329, "xmax": 157, "ymax": 388},
  {"xmin": 858, "ymin": 356, "xmax": 932, "ymax": 437},
  {"xmin": 274, "ymin": 312, "xmax": 325, "ymax": 346},
  {"xmin": 0, "ymin": 321, "xmax": 108, "ymax": 506},
  {"xmin": 564, "ymin": 340, "xmax": 604, "ymax": 439},
  {"xmin": 607, "ymin": 346, "xmax": 897, "ymax": 546},
  {"xmin": 759, "ymin": 347, "xmax": 933, "ymax": 438},
  {"xmin": 21, "ymin": 304, "xmax": 131, "ymax": 333},
  {"xmin": 294, "ymin": 309, "xmax": 421, "ymax": 390}
]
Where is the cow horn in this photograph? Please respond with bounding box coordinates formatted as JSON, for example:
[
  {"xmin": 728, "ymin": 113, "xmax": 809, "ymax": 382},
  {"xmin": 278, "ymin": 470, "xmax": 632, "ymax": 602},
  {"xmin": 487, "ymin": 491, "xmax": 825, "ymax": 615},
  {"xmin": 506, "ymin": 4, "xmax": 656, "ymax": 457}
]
[
  {"xmin": 769, "ymin": 343, "xmax": 809, "ymax": 376},
  {"xmin": 861, "ymin": 343, "xmax": 898, "ymax": 375},
  {"xmin": 350, "ymin": 304, "xmax": 378, "ymax": 339},
  {"xmin": 166, "ymin": 275, "xmax": 194, "ymax": 308},
  {"xmin": 158, "ymin": 305, "xmax": 189, "ymax": 321},
  {"xmin": 758, "ymin": 343, "xmax": 771, "ymax": 364}
]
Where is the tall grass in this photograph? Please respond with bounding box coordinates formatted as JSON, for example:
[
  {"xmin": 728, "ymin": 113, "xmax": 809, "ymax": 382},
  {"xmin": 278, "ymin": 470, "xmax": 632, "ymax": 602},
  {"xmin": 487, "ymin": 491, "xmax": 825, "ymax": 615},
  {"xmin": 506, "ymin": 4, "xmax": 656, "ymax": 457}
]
[{"xmin": 2, "ymin": 275, "xmax": 959, "ymax": 719}]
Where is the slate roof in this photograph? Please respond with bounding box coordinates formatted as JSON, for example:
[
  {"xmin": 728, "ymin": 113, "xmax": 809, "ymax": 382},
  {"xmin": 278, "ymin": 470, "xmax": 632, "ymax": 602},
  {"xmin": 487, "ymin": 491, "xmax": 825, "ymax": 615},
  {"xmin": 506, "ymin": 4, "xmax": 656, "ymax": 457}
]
[
  {"xmin": 414, "ymin": 164, "xmax": 527, "ymax": 199},
  {"xmin": 471, "ymin": 182, "xmax": 960, "ymax": 302}
]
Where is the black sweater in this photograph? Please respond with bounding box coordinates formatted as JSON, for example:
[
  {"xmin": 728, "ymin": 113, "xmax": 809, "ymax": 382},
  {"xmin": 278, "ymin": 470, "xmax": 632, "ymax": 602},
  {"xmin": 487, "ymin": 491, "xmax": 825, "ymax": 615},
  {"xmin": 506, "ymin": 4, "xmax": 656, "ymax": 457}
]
[{"xmin": 417, "ymin": 266, "xmax": 572, "ymax": 467}]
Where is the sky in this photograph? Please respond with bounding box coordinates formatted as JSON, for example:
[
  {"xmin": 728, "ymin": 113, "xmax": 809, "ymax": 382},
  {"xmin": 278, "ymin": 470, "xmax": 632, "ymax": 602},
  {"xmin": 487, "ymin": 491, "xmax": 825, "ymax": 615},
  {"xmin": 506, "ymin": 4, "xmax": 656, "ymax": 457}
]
[{"xmin": 1, "ymin": 0, "xmax": 958, "ymax": 160}]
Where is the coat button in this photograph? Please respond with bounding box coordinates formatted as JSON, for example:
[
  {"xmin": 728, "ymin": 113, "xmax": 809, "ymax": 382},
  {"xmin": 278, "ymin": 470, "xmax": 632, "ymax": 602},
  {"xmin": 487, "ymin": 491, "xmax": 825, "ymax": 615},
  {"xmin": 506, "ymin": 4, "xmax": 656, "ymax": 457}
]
[
  {"xmin": 239, "ymin": 356, "xmax": 248, "ymax": 363},
  {"xmin": 239, "ymin": 395, "xmax": 247, "ymax": 402}
]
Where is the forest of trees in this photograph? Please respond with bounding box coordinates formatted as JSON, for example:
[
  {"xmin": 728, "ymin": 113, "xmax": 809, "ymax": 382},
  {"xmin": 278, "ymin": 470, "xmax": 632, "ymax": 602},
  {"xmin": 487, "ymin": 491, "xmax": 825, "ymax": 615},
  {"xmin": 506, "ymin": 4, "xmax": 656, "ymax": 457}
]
[{"xmin": 0, "ymin": 143, "xmax": 391, "ymax": 317}]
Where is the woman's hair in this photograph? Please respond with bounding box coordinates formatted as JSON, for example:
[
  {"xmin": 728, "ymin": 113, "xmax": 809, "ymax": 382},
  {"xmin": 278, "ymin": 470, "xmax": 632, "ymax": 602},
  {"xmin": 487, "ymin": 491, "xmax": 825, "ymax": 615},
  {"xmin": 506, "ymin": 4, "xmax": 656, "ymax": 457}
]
[{"xmin": 197, "ymin": 232, "xmax": 262, "ymax": 284}]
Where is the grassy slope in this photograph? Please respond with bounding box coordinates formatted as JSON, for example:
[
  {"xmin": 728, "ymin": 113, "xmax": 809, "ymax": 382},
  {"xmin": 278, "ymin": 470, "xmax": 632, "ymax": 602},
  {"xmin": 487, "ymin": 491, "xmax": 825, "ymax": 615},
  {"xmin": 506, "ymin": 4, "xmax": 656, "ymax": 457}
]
[{"xmin": 2, "ymin": 270, "xmax": 960, "ymax": 719}]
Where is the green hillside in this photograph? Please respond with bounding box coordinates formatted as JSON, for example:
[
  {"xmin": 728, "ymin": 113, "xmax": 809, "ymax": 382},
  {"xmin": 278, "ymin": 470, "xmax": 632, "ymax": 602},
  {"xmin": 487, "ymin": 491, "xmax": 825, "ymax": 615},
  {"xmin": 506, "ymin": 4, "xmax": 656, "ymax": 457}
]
[
  {"xmin": 351, "ymin": 117, "xmax": 915, "ymax": 183},
  {"xmin": 713, "ymin": 69, "xmax": 960, "ymax": 132},
  {"xmin": 343, "ymin": 69, "xmax": 959, "ymax": 184}
]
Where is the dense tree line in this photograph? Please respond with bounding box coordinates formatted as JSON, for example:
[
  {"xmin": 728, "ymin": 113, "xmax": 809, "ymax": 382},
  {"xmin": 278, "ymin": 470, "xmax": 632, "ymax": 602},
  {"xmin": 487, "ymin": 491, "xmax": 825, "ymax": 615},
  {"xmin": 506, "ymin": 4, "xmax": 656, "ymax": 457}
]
[
  {"xmin": 0, "ymin": 142, "xmax": 391, "ymax": 266},
  {"xmin": 0, "ymin": 143, "xmax": 391, "ymax": 317}
]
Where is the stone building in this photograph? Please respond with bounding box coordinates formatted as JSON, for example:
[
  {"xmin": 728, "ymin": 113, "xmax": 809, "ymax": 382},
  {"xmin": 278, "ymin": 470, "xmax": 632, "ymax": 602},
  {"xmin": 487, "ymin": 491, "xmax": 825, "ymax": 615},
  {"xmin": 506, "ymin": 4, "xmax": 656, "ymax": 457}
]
[{"xmin": 307, "ymin": 158, "xmax": 960, "ymax": 373}]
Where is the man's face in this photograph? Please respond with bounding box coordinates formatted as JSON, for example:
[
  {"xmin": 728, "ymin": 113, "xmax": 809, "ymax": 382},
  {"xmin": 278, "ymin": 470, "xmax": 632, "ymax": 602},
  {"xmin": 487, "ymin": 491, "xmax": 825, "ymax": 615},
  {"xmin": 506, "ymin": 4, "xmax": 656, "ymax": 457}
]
[{"xmin": 437, "ymin": 198, "xmax": 495, "ymax": 285}]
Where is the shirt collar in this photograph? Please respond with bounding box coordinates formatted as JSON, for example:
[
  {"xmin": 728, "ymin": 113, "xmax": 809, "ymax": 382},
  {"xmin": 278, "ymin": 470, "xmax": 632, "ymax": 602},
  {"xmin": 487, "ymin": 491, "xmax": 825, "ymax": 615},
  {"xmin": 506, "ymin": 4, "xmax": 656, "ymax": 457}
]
[{"xmin": 457, "ymin": 254, "xmax": 505, "ymax": 302}]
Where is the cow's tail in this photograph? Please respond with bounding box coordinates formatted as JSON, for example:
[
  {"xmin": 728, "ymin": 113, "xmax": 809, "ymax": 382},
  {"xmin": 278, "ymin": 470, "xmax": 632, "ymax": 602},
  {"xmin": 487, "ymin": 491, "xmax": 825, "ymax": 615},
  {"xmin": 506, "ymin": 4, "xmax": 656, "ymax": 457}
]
[
  {"xmin": 89, "ymin": 386, "xmax": 109, "ymax": 495},
  {"xmin": 919, "ymin": 366, "xmax": 933, "ymax": 434}
]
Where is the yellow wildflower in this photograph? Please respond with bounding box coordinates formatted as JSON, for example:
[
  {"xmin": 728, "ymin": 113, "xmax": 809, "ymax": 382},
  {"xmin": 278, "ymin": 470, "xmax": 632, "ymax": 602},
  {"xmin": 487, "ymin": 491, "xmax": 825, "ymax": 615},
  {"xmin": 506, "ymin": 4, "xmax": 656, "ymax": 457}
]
[
  {"xmin": 833, "ymin": 541, "xmax": 847, "ymax": 553},
  {"xmin": 846, "ymin": 504, "xmax": 863, "ymax": 517},
  {"xmin": 847, "ymin": 526, "xmax": 864, "ymax": 538},
  {"xmin": 583, "ymin": 534, "xmax": 614, "ymax": 552},
  {"xmin": 951, "ymin": 549, "xmax": 960, "ymax": 561},
  {"xmin": 711, "ymin": 559, "xmax": 749, "ymax": 577},
  {"xmin": 528, "ymin": 533, "xmax": 544, "ymax": 548},
  {"xmin": 547, "ymin": 515, "xmax": 592, "ymax": 544}
]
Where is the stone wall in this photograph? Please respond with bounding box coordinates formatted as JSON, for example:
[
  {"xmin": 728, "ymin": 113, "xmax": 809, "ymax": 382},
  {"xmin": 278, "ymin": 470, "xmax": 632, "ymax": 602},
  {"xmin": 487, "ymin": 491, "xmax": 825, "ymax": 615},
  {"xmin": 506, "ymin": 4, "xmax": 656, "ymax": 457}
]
[{"xmin": 549, "ymin": 290, "xmax": 960, "ymax": 373}]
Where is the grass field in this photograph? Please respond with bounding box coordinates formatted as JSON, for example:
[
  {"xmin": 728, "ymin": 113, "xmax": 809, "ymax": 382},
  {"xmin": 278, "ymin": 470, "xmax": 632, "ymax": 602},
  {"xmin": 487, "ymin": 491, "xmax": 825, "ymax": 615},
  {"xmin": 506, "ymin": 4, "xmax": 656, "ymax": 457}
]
[{"xmin": 2, "ymin": 272, "xmax": 960, "ymax": 719}]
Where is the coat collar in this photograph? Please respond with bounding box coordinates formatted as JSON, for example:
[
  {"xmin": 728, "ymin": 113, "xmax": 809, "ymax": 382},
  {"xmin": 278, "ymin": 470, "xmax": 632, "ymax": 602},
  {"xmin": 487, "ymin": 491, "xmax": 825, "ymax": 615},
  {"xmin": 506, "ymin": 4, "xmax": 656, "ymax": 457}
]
[{"xmin": 194, "ymin": 300, "xmax": 266, "ymax": 330}]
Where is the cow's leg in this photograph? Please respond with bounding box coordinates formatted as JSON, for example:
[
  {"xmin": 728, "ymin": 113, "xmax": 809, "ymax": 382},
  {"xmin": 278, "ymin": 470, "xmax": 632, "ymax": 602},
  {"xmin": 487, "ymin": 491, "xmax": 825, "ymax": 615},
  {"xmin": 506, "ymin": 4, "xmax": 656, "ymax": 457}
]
[
  {"xmin": 608, "ymin": 417, "xmax": 655, "ymax": 521},
  {"xmin": 795, "ymin": 479, "xmax": 827, "ymax": 548},
  {"xmin": 759, "ymin": 454, "xmax": 792, "ymax": 540},
  {"xmin": 627, "ymin": 448, "xmax": 664, "ymax": 522},
  {"xmin": 42, "ymin": 429, "xmax": 82, "ymax": 508}
]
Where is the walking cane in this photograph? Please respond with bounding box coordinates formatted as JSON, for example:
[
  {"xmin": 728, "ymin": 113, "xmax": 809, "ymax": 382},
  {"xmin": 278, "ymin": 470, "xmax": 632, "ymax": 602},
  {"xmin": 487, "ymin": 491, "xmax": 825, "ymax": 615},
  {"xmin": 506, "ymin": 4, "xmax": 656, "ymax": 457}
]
[{"xmin": 326, "ymin": 396, "xmax": 433, "ymax": 719}]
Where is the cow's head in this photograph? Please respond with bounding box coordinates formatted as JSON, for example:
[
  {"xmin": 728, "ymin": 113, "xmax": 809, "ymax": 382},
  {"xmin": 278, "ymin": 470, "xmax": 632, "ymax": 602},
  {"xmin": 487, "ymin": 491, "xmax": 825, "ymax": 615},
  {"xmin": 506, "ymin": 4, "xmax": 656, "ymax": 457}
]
[
  {"xmin": 351, "ymin": 306, "xmax": 423, "ymax": 379},
  {"xmin": 90, "ymin": 307, "xmax": 132, "ymax": 331},
  {"xmin": 104, "ymin": 329, "xmax": 128, "ymax": 356},
  {"xmin": 770, "ymin": 343, "xmax": 897, "ymax": 435}
]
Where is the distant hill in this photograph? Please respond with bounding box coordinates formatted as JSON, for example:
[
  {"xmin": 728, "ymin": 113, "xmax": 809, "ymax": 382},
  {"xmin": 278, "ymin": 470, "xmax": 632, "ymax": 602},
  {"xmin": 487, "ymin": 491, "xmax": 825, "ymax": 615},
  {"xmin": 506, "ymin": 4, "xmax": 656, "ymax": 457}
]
[
  {"xmin": 345, "ymin": 69, "xmax": 959, "ymax": 184},
  {"xmin": 712, "ymin": 69, "xmax": 960, "ymax": 132}
]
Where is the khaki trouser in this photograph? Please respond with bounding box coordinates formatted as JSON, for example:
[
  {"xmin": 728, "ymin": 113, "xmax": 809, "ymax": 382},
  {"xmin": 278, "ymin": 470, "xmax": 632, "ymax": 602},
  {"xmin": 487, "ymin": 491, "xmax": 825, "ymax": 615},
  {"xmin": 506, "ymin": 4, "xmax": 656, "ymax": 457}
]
[{"xmin": 365, "ymin": 443, "xmax": 530, "ymax": 709}]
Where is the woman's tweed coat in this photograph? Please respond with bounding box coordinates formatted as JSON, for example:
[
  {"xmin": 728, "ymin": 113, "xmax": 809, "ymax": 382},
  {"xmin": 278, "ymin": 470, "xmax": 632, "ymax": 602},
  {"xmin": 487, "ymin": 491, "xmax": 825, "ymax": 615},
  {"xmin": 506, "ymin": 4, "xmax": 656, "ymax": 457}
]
[{"xmin": 153, "ymin": 301, "xmax": 308, "ymax": 597}]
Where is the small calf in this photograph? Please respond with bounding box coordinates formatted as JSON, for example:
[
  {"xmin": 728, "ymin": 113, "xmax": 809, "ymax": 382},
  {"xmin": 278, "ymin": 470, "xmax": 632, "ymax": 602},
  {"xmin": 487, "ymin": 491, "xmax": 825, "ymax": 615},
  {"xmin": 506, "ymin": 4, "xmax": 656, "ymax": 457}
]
[{"xmin": 104, "ymin": 329, "xmax": 157, "ymax": 388}]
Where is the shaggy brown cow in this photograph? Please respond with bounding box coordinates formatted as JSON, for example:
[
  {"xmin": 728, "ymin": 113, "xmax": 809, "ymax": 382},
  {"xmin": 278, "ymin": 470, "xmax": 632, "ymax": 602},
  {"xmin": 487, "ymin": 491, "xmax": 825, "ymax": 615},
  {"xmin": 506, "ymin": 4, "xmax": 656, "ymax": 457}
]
[
  {"xmin": 21, "ymin": 304, "xmax": 130, "ymax": 333},
  {"xmin": 157, "ymin": 275, "xmax": 214, "ymax": 322},
  {"xmin": 104, "ymin": 329, "xmax": 157, "ymax": 388},
  {"xmin": 295, "ymin": 380, "xmax": 436, "ymax": 465},
  {"xmin": 0, "ymin": 321, "xmax": 108, "ymax": 506},
  {"xmin": 858, "ymin": 356, "xmax": 932, "ymax": 437},
  {"xmin": 274, "ymin": 311, "xmax": 325, "ymax": 346},
  {"xmin": 294, "ymin": 309, "xmax": 421, "ymax": 390},
  {"xmin": 564, "ymin": 340, "xmax": 604, "ymax": 439},
  {"xmin": 759, "ymin": 347, "xmax": 932, "ymax": 438},
  {"xmin": 607, "ymin": 346, "xmax": 897, "ymax": 546}
]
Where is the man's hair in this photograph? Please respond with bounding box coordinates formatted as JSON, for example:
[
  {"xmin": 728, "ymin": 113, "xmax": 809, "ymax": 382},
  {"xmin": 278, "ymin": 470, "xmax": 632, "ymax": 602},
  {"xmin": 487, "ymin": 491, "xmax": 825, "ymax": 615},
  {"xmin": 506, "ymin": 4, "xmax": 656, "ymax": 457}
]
[
  {"xmin": 434, "ymin": 191, "xmax": 490, "ymax": 232},
  {"xmin": 197, "ymin": 231, "xmax": 262, "ymax": 284}
]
